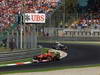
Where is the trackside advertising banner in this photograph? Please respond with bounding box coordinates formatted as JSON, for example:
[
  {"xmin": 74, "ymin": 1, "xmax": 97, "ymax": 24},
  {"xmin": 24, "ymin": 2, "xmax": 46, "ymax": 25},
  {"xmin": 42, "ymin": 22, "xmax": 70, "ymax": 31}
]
[{"xmin": 24, "ymin": 13, "xmax": 46, "ymax": 23}]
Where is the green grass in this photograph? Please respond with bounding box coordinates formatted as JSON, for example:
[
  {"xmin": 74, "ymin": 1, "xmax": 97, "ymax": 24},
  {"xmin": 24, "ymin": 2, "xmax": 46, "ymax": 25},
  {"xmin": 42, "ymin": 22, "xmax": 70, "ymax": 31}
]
[
  {"xmin": 0, "ymin": 42, "xmax": 100, "ymax": 74},
  {"xmin": 0, "ymin": 58, "xmax": 32, "ymax": 65},
  {"xmin": 39, "ymin": 40, "xmax": 100, "ymax": 45},
  {"xmin": 0, "ymin": 47, "xmax": 11, "ymax": 52},
  {"xmin": 0, "ymin": 64, "xmax": 100, "ymax": 74},
  {"xmin": 0, "ymin": 48, "xmax": 50, "ymax": 66}
]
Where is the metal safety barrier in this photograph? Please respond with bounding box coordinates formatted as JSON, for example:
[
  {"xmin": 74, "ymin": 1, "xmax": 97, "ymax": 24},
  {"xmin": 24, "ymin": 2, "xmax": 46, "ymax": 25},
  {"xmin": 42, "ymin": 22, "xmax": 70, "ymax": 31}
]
[
  {"xmin": 0, "ymin": 49, "xmax": 41, "ymax": 62},
  {"xmin": 38, "ymin": 28, "xmax": 100, "ymax": 41}
]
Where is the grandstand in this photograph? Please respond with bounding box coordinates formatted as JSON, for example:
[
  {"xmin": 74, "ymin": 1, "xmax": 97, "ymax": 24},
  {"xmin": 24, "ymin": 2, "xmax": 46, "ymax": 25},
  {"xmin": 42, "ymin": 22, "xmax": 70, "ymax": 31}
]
[
  {"xmin": 0, "ymin": 0, "xmax": 62, "ymax": 31},
  {"xmin": 0, "ymin": 0, "xmax": 63, "ymax": 49},
  {"xmin": 0, "ymin": 0, "xmax": 100, "ymax": 49},
  {"xmin": 69, "ymin": 0, "xmax": 100, "ymax": 30},
  {"xmin": 38, "ymin": 0, "xmax": 100, "ymax": 41}
]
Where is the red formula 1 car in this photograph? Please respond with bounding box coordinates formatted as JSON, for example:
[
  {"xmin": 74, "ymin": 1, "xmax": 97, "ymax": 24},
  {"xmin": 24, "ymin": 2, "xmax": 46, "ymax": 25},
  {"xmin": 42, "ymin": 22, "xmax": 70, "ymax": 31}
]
[{"xmin": 32, "ymin": 51, "xmax": 60, "ymax": 63}]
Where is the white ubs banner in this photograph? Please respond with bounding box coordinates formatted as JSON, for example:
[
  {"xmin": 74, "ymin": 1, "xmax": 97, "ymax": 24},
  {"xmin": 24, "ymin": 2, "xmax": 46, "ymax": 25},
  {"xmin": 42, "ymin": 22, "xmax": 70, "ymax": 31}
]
[{"xmin": 24, "ymin": 13, "xmax": 46, "ymax": 23}]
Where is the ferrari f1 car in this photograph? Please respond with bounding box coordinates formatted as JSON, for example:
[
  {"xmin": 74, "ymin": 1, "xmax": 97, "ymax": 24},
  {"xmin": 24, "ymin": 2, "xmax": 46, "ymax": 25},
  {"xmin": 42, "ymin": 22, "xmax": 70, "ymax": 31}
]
[{"xmin": 32, "ymin": 51, "xmax": 60, "ymax": 63}]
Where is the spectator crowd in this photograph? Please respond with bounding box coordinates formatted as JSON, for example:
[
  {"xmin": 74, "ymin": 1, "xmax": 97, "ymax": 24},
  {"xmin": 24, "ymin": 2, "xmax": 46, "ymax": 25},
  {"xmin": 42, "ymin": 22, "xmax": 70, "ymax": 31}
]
[
  {"xmin": 69, "ymin": 0, "xmax": 100, "ymax": 30},
  {"xmin": 0, "ymin": 0, "xmax": 62, "ymax": 32},
  {"xmin": 0, "ymin": 0, "xmax": 99, "ymax": 32},
  {"xmin": 69, "ymin": 12, "xmax": 100, "ymax": 30}
]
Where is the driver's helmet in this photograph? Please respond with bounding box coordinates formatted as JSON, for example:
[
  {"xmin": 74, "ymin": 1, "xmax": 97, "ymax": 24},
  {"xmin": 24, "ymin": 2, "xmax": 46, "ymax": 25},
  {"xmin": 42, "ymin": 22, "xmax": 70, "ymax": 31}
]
[{"xmin": 56, "ymin": 41, "xmax": 63, "ymax": 46}]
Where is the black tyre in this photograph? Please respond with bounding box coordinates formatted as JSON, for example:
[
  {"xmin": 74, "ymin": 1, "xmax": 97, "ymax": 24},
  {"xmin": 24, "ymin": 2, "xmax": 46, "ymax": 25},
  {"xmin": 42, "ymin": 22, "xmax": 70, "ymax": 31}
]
[{"xmin": 47, "ymin": 56, "xmax": 52, "ymax": 61}]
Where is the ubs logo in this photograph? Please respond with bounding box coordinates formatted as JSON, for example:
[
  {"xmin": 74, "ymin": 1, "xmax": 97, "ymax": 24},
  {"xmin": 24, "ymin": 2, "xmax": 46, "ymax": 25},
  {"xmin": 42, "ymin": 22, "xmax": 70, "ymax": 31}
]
[
  {"xmin": 32, "ymin": 15, "xmax": 45, "ymax": 22},
  {"xmin": 24, "ymin": 13, "xmax": 46, "ymax": 23}
]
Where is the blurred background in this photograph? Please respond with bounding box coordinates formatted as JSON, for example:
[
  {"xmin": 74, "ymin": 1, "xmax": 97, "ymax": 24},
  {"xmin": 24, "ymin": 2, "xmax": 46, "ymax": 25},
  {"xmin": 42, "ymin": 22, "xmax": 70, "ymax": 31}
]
[{"xmin": 0, "ymin": 0, "xmax": 100, "ymax": 50}]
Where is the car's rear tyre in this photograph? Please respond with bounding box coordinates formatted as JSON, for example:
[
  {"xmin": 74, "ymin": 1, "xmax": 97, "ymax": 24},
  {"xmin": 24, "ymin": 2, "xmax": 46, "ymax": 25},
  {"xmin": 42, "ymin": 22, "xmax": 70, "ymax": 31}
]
[{"xmin": 47, "ymin": 56, "xmax": 52, "ymax": 61}]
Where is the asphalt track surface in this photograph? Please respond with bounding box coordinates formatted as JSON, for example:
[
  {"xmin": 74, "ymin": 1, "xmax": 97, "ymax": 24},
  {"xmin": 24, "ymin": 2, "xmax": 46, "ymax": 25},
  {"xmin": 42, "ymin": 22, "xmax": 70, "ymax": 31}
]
[{"xmin": 0, "ymin": 43, "xmax": 100, "ymax": 72}]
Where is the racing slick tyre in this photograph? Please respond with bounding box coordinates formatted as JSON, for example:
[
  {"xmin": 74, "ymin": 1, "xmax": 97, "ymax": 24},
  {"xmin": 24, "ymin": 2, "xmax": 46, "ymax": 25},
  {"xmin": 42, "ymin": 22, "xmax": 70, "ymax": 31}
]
[
  {"xmin": 47, "ymin": 56, "xmax": 53, "ymax": 62},
  {"xmin": 53, "ymin": 53, "xmax": 60, "ymax": 61},
  {"xmin": 63, "ymin": 47, "xmax": 68, "ymax": 52}
]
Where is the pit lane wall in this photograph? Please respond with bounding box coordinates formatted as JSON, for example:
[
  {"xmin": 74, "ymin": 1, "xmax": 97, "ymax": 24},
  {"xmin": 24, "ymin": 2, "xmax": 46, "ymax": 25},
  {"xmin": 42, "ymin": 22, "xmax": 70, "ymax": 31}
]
[{"xmin": 0, "ymin": 49, "xmax": 41, "ymax": 62}]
